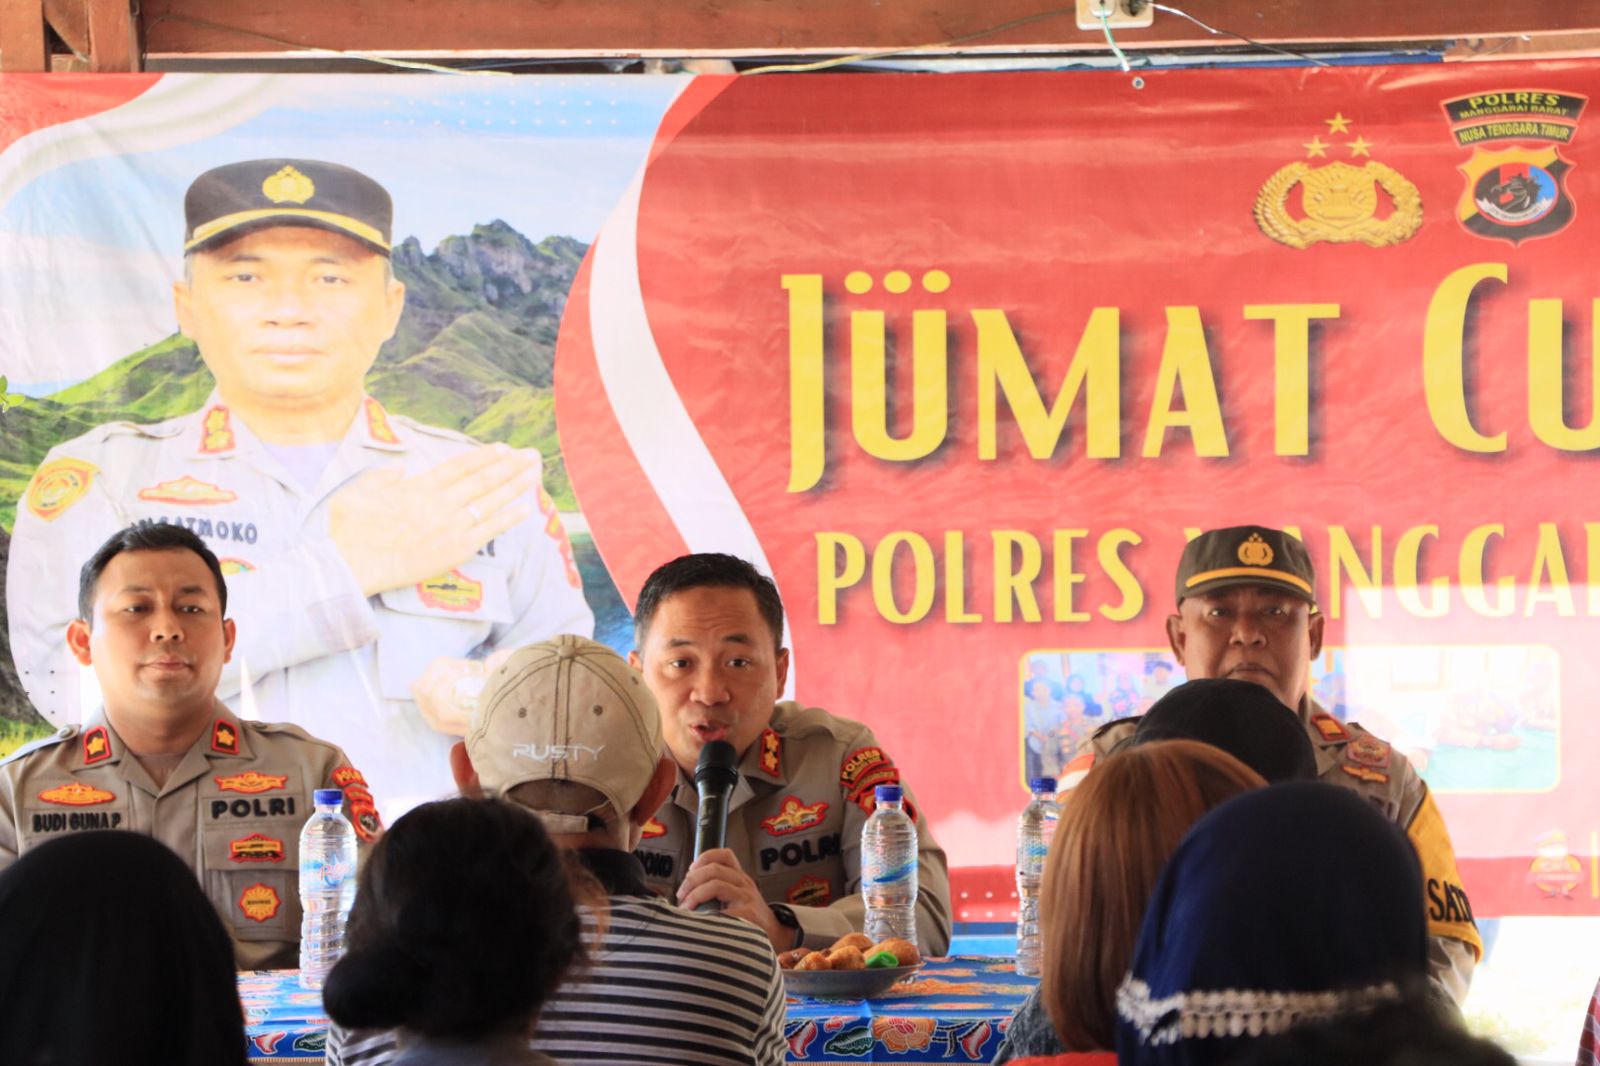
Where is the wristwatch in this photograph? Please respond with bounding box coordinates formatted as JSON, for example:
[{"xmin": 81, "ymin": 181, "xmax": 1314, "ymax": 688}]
[{"xmin": 770, "ymin": 903, "xmax": 803, "ymax": 949}]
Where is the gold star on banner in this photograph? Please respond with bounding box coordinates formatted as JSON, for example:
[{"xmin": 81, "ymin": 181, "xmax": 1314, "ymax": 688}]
[
  {"xmin": 1348, "ymin": 136, "xmax": 1373, "ymax": 157},
  {"xmin": 1304, "ymin": 136, "xmax": 1329, "ymax": 158},
  {"xmin": 1325, "ymin": 112, "xmax": 1353, "ymax": 134}
]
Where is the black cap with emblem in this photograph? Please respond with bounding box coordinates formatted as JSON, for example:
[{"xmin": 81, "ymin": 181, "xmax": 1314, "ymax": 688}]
[
  {"xmin": 1174, "ymin": 525, "xmax": 1317, "ymax": 608},
  {"xmin": 183, "ymin": 158, "xmax": 393, "ymax": 256}
]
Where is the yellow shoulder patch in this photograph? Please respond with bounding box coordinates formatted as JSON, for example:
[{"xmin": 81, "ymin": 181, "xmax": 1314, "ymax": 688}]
[
  {"xmin": 1408, "ymin": 789, "xmax": 1484, "ymax": 959},
  {"xmin": 26, "ymin": 457, "xmax": 97, "ymax": 521}
]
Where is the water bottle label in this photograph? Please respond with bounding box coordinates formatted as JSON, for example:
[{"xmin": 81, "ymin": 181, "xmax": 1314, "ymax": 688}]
[
  {"xmin": 300, "ymin": 856, "xmax": 353, "ymax": 889},
  {"xmin": 863, "ymin": 859, "xmax": 917, "ymax": 888}
]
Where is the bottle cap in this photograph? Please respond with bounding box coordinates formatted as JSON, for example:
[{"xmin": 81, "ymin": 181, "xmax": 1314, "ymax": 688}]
[
  {"xmin": 1028, "ymin": 777, "xmax": 1057, "ymax": 793},
  {"xmin": 874, "ymin": 784, "xmax": 903, "ymax": 803},
  {"xmin": 313, "ymin": 789, "xmax": 344, "ymax": 807}
]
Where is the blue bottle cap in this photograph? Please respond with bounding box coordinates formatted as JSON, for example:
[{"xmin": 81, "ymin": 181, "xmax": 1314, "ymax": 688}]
[
  {"xmin": 875, "ymin": 784, "xmax": 903, "ymax": 802},
  {"xmin": 313, "ymin": 789, "xmax": 345, "ymax": 807},
  {"xmin": 1028, "ymin": 777, "xmax": 1057, "ymax": 793}
]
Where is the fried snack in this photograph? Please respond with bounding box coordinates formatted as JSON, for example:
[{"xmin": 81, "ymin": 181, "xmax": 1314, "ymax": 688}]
[
  {"xmin": 778, "ymin": 948, "xmax": 811, "ymax": 969},
  {"xmin": 794, "ymin": 951, "xmax": 832, "ymax": 971},
  {"xmin": 829, "ymin": 932, "xmax": 874, "ymax": 954},
  {"xmin": 825, "ymin": 945, "xmax": 866, "ymax": 970},
  {"xmin": 869, "ymin": 937, "xmax": 920, "ymax": 966}
]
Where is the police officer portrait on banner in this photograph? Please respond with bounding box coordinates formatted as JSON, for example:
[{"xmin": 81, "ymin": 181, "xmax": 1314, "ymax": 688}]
[
  {"xmin": 0, "ymin": 523, "xmax": 377, "ymax": 969},
  {"xmin": 6, "ymin": 158, "xmax": 593, "ymax": 814},
  {"xmin": 627, "ymin": 552, "xmax": 952, "ymax": 955},
  {"xmin": 1068, "ymin": 524, "xmax": 1482, "ymax": 1008}
]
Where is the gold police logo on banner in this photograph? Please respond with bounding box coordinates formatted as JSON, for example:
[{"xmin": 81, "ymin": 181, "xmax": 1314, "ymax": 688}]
[
  {"xmin": 1237, "ymin": 533, "xmax": 1274, "ymax": 567},
  {"xmin": 262, "ymin": 164, "xmax": 315, "ymax": 204},
  {"xmin": 1255, "ymin": 112, "xmax": 1422, "ymax": 250},
  {"xmin": 1441, "ymin": 91, "xmax": 1588, "ymax": 245}
]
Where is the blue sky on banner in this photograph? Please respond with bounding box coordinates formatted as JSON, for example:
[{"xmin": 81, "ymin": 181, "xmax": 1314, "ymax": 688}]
[{"xmin": 0, "ymin": 75, "xmax": 685, "ymax": 390}]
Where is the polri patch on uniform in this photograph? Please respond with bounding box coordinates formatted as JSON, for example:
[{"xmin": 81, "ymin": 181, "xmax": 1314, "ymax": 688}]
[
  {"xmin": 417, "ymin": 570, "xmax": 484, "ymax": 613},
  {"xmin": 136, "ymin": 475, "xmax": 238, "ymax": 505},
  {"xmin": 331, "ymin": 766, "xmax": 367, "ymax": 788},
  {"xmin": 1346, "ymin": 735, "xmax": 1391, "ymax": 769},
  {"xmin": 199, "ymin": 406, "xmax": 235, "ymax": 454},
  {"xmin": 365, "ymin": 397, "xmax": 400, "ymax": 444},
  {"xmin": 38, "ymin": 782, "xmax": 116, "ymax": 806},
  {"xmin": 1310, "ymin": 714, "xmax": 1349, "ymax": 742},
  {"xmin": 762, "ymin": 797, "xmax": 829, "ymax": 837},
  {"xmin": 788, "ymin": 875, "xmax": 832, "ymax": 907},
  {"xmin": 229, "ymin": 833, "xmax": 286, "ymax": 863},
  {"xmin": 81, "ymin": 726, "xmax": 111, "ymax": 765},
  {"xmin": 840, "ymin": 746, "xmax": 890, "ymax": 794},
  {"xmin": 215, "ymin": 771, "xmax": 288, "ymax": 794},
  {"xmin": 848, "ymin": 764, "xmax": 902, "ymax": 810},
  {"xmin": 759, "ymin": 729, "xmax": 782, "ymax": 777},
  {"xmin": 26, "ymin": 457, "xmax": 97, "ymax": 521},
  {"xmin": 1341, "ymin": 762, "xmax": 1389, "ymax": 785},
  {"xmin": 211, "ymin": 720, "xmax": 240, "ymax": 755},
  {"xmin": 238, "ymin": 882, "xmax": 282, "ymax": 922},
  {"xmin": 344, "ymin": 785, "xmax": 383, "ymax": 842},
  {"xmin": 640, "ymin": 817, "xmax": 668, "ymax": 840}
]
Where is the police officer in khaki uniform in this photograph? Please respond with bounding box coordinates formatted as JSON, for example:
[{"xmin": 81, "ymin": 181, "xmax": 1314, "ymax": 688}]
[
  {"xmin": 1063, "ymin": 525, "xmax": 1481, "ymax": 1006},
  {"xmin": 628, "ymin": 553, "xmax": 951, "ymax": 954},
  {"xmin": 7, "ymin": 158, "xmax": 592, "ymax": 815},
  {"xmin": 0, "ymin": 523, "xmax": 379, "ymax": 969}
]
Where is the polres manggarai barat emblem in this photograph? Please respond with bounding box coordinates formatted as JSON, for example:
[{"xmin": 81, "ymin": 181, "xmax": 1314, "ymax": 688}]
[
  {"xmin": 1441, "ymin": 89, "xmax": 1587, "ymax": 245},
  {"xmin": 1255, "ymin": 112, "xmax": 1422, "ymax": 249}
]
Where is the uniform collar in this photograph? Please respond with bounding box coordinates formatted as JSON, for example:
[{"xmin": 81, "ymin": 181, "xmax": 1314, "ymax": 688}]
[
  {"xmin": 77, "ymin": 704, "xmax": 254, "ymax": 768},
  {"xmin": 670, "ymin": 708, "xmax": 786, "ymax": 814},
  {"xmin": 188, "ymin": 392, "xmax": 408, "ymax": 457}
]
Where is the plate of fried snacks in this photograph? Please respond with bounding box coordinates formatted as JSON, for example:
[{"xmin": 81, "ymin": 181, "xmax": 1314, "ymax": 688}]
[{"xmin": 779, "ymin": 934, "xmax": 923, "ymax": 998}]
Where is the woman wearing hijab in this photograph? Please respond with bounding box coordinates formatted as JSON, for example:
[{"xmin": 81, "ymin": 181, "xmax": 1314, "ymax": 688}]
[
  {"xmin": 323, "ymin": 796, "xmax": 584, "ymax": 1066},
  {"xmin": 0, "ymin": 831, "xmax": 247, "ymax": 1066},
  {"xmin": 1115, "ymin": 782, "xmax": 1435, "ymax": 1066}
]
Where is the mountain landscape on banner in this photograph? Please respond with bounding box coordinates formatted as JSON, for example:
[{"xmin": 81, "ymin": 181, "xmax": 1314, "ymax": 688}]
[
  {"xmin": 0, "ymin": 220, "xmax": 586, "ymax": 532},
  {"xmin": 0, "ymin": 220, "xmax": 587, "ymax": 734}
]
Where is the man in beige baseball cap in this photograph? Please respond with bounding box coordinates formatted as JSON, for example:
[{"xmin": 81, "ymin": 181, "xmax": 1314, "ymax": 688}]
[{"xmin": 327, "ymin": 634, "xmax": 787, "ymax": 1066}]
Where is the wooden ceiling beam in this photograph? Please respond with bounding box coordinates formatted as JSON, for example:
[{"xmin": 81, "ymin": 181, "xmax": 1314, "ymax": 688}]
[
  {"xmin": 85, "ymin": 0, "xmax": 140, "ymax": 71},
  {"xmin": 0, "ymin": 1, "xmax": 50, "ymax": 72},
  {"xmin": 135, "ymin": 0, "xmax": 1600, "ymax": 60}
]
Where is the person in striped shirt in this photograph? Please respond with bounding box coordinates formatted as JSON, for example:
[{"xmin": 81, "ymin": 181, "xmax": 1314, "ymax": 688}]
[{"xmin": 327, "ymin": 634, "xmax": 786, "ymax": 1066}]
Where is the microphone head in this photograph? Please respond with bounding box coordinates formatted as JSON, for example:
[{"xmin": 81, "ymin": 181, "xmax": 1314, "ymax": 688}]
[{"xmin": 694, "ymin": 739, "xmax": 740, "ymax": 791}]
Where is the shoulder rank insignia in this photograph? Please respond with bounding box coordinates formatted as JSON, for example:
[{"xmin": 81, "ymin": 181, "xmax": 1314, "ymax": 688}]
[
  {"xmin": 81, "ymin": 726, "xmax": 112, "ymax": 765},
  {"xmin": 38, "ymin": 782, "xmax": 116, "ymax": 806},
  {"xmin": 237, "ymin": 882, "xmax": 282, "ymax": 922},
  {"xmin": 215, "ymin": 772, "xmax": 288, "ymax": 794},
  {"xmin": 26, "ymin": 457, "xmax": 97, "ymax": 522},
  {"xmin": 759, "ymin": 729, "xmax": 782, "ymax": 777},
  {"xmin": 364, "ymin": 397, "xmax": 400, "ymax": 444},
  {"xmin": 211, "ymin": 720, "xmax": 239, "ymax": 755},
  {"xmin": 762, "ymin": 796, "xmax": 829, "ymax": 837},
  {"xmin": 198, "ymin": 406, "xmax": 235, "ymax": 454},
  {"xmin": 1310, "ymin": 714, "xmax": 1349, "ymax": 743}
]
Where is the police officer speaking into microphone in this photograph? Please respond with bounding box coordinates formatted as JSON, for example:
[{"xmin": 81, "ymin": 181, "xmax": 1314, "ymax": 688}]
[
  {"xmin": 628, "ymin": 552, "xmax": 951, "ymax": 954},
  {"xmin": 0, "ymin": 523, "xmax": 377, "ymax": 969}
]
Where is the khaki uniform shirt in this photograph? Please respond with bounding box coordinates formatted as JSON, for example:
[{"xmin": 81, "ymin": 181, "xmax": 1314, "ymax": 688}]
[
  {"xmin": 7, "ymin": 394, "xmax": 594, "ymax": 813},
  {"xmin": 1071, "ymin": 697, "xmax": 1481, "ymax": 1007},
  {"xmin": 0, "ymin": 703, "xmax": 378, "ymax": 969},
  {"xmin": 636, "ymin": 701, "xmax": 952, "ymax": 954}
]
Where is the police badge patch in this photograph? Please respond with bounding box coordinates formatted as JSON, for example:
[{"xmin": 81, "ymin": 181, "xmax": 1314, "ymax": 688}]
[{"xmin": 1442, "ymin": 90, "xmax": 1588, "ymax": 244}]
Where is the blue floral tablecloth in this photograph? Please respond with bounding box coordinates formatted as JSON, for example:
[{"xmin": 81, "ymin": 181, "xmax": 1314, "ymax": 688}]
[{"xmin": 241, "ymin": 956, "xmax": 1033, "ymax": 1063}]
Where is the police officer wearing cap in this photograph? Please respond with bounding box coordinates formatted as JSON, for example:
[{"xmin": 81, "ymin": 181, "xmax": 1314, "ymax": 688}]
[
  {"xmin": 7, "ymin": 158, "xmax": 593, "ymax": 815},
  {"xmin": 0, "ymin": 523, "xmax": 378, "ymax": 969},
  {"xmin": 1068, "ymin": 525, "xmax": 1481, "ymax": 1007}
]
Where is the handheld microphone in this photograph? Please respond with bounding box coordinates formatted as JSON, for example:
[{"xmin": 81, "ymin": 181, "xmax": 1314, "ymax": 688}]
[{"xmin": 693, "ymin": 739, "xmax": 740, "ymax": 913}]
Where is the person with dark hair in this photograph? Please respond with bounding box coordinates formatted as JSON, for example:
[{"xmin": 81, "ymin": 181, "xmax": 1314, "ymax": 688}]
[
  {"xmin": 1065, "ymin": 525, "xmax": 1480, "ymax": 1006},
  {"xmin": 0, "ymin": 523, "xmax": 376, "ymax": 967},
  {"xmin": 328, "ymin": 634, "xmax": 786, "ymax": 1066},
  {"xmin": 8, "ymin": 157, "xmax": 593, "ymax": 818},
  {"xmin": 1131, "ymin": 677, "xmax": 1317, "ymax": 784},
  {"xmin": 325, "ymin": 797, "xmax": 582, "ymax": 1065},
  {"xmin": 996, "ymin": 741, "xmax": 1267, "ymax": 1064},
  {"xmin": 628, "ymin": 553, "xmax": 951, "ymax": 954},
  {"xmin": 0, "ymin": 830, "xmax": 247, "ymax": 1066},
  {"xmin": 1228, "ymin": 989, "xmax": 1518, "ymax": 1066},
  {"xmin": 1115, "ymin": 782, "xmax": 1430, "ymax": 1066}
]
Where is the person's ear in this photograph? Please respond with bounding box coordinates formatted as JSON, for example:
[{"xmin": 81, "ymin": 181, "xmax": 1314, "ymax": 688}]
[
  {"xmin": 448, "ymin": 741, "xmax": 481, "ymax": 794},
  {"xmin": 1307, "ymin": 610, "xmax": 1326, "ymax": 659},
  {"xmin": 66, "ymin": 619, "xmax": 93, "ymax": 667},
  {"xmin": 1165, "ymin": 612, "xmax": 1187, "ymax": 666}
]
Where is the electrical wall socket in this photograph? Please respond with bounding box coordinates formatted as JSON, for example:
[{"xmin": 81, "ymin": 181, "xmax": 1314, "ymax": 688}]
[{"xmin": 1076, "ymin": 0, "xmax": 1155, "ymax": 30}]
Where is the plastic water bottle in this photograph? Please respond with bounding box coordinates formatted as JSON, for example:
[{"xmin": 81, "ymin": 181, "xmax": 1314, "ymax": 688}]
[
  {"xmin": 860, "ymin": 784, "xmax": 919, "ymax": 947},
  {"xmin": 298, "ymin": 788, "xmax": 357, "ymax": 989},
  {"xmin": 1015, "ymin": 777, "xmax": 1059, "ymax": 978}
]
